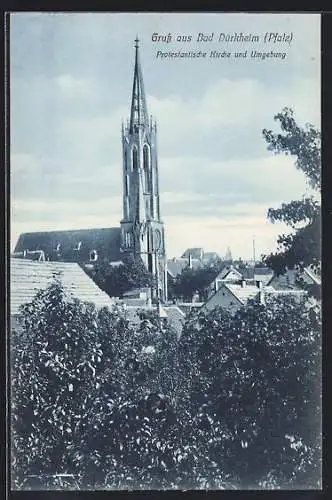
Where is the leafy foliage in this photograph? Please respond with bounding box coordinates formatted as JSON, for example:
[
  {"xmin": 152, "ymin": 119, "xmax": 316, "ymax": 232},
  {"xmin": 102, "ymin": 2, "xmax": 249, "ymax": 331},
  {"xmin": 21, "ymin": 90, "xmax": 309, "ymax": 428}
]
[
  {"xmin": 262, "ymin": 108, "xmax": 321, "ymax": 277},
  {"xmin": 263, "ymin": 107, "xmax": 321, "ymax": 190},
  {"xmin": 169, "ymin": 262, "xmax": 224, "ymax": 301},
  {"xmin": 11, "ymin": 280, "xmax": 321, "ymax": 489},
  {"xmin": 86, "ymin": 254, "xmax": 153, "ymax": 298},
  {"xmin": 179, "ymin": 296, "xmax": 322, "ymax": 488}
]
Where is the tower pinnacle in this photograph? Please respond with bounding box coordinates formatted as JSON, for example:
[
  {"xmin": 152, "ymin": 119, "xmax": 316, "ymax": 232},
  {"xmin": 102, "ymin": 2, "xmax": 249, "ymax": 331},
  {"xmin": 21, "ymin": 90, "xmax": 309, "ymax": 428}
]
[{"xmin": 129, "ymin": 37, "xmax": 149, "ymax": 133}]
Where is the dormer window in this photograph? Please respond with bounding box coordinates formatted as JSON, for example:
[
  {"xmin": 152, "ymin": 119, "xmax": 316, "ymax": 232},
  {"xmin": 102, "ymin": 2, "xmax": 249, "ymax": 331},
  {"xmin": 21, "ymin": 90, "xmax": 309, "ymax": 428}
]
[
  {"xmin": 90, "ymin": 250, "xmax": 98, "ymax": 262},
  {"xmin": 74, "ymin": 241, "xmax": 82, "ymax": 251},
  {"xmin": 56, "ymin": 243, "xmax": 61, "ymax": 252}
]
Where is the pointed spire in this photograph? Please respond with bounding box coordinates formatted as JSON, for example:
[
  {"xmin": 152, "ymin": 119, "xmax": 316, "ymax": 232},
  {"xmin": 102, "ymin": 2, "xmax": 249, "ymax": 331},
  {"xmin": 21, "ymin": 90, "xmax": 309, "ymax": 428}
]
[{"xmin": 129, "ymin": 36, "xmax": 149, "ymax": 133}]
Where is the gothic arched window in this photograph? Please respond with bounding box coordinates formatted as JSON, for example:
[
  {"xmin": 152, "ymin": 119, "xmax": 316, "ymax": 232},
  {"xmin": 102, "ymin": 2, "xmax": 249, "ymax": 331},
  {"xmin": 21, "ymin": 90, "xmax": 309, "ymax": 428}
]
[
  {"xmin": 124, "ymin": 174, "xmax": 129, "ymax": 196},
  {"xmin": 143, "ymin": 145, "xmax": 150, "ymax": 191},
  {"xmin": 154, "ymin": 160, "xmax": 159, "ymax": 194},
  {"xmin": 132, "ymin": 147, "xmax": 138, "ymax": 171}
]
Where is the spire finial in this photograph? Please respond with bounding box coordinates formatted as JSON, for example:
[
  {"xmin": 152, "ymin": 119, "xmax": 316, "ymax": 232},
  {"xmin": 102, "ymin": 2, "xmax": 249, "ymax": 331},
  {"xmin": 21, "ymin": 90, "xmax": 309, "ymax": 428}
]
[{"xmin": 129, "ymin": 34, "xmax": 148, "ymax": 133}]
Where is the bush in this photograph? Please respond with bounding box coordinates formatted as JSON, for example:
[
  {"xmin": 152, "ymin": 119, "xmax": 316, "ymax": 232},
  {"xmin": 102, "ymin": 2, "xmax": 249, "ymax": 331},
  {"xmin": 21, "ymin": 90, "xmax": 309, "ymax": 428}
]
[{"xmin": 11, "ymin": 280, "xmax": 321, "ymax": 489}]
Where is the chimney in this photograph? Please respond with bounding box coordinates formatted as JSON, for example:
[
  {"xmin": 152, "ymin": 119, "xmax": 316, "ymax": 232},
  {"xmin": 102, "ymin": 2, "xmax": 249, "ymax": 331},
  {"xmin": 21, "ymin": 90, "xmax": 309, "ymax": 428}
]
[
  {"xmin": 259, "ymin": 290, "xmax": 265, "ymax": 305},
  {"xmin": 256, "ymin": 280, "xmax": 262, "ymax": 289},
  {"xmin": 188, "ymin": 253, "xmax": 192, "ymax": 269},
  {"xmin": 241, "ymin": 279, "xmax": 246, "ymax": 288}
]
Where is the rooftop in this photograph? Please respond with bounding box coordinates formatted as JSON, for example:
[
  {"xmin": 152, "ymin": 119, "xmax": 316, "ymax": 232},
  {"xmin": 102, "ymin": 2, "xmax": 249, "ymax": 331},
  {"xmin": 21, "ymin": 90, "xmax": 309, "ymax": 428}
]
[
  {"xmin": 10, "ymin": 258, "xmax": 115, "ymax": 316},
  {"xmin": 14, "ymin": 227, "xmax": 122, "ymax": 262}
]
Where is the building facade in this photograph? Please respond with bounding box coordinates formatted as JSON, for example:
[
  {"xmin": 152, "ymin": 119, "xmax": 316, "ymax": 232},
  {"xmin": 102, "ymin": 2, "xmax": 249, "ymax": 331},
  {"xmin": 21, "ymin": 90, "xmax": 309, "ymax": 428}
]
[
  {"xmin": 120, "ymin": 38, "xmax": 167, "ymax": 302},
  {"xmin": 14, "ymin": 38, "xmax": 168, "ymax": 303}
]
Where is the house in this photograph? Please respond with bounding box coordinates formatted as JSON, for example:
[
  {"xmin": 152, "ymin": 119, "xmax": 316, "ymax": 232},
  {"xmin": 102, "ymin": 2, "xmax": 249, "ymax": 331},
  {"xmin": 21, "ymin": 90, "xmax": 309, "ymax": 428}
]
[
  {"xmin": 10, "ymin": 258, "xmax": 116, "ymax": 330},
  {"xmin": 207, "ymin": 265, "xmax": 243, "ymax": 297},
  {"xmin": 11, "ymin": 258, "xmax": 186, "ymax": 337},
  {"xmin": 121, "ymin": 287, "xmax": 152, "ymax": 307},
  {"xmin": 176, "ymin": 301, "xmax": 205, "ymax": 316},
  {"xmin": 268, "ymin": 266, "xmax": 321, "ymax": 290},
  {"xmin": 202, "ymin": 280, "xmax": 307, "ymax": 315},
  {"xmin": 203, "ymin": 280, "xmax": 269, "ymax": 315},
  {"xmin": 167, "ymin": 256, "xmax": 202, "ymax": 279},
  {"xmin": 242, "ymin": 266, "xmax": 274, "ymax": 286},
  {"xmin": 116, "ymin": 304, "xmax": 185, "ymax": 338},
  {"xmin": 163, "ymin": 306, "xmax": 186, "ymax": 338}
]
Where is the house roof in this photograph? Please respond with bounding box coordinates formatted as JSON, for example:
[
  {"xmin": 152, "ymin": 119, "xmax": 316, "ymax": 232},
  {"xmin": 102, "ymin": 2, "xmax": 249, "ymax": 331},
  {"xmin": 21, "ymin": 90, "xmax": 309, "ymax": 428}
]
[
  {"xmin": 14, "ymin": 227, "xmax": 122, "ymax": 262},
  {"xmin": 167, "ymin": 258, "xmax": 188, "ymax": 277},
  {"xmin": 167, "ymin": 257, "xmax": 201, "ymax": 277},
  {"xmin": 216, "ymin": 265, "xmax": 243, "ymax": 281},
  {"xmin": 242, "ymin": 266, "xmax": 273, "ymax": 279},
  {"xmin": 10, "ymin": 258, "xmax": 115, "ymax": 316},
  {"xmin": 181, "ymin": 248, "xmax": 204, "ymax": 260},
  {"xmin": 223, "ymin": 283, "xmax": 270, "ymax": 305},
  {"xmin": 268, "ymin": 267, "xmax": 321, "ymax": 290},
  {"xmin": 164, "ymin": 306, "xmax": 185, "ymax": 337},
  {"xmin": 303, "ymin": 266, "xmax": 321, "ymax": 285}
]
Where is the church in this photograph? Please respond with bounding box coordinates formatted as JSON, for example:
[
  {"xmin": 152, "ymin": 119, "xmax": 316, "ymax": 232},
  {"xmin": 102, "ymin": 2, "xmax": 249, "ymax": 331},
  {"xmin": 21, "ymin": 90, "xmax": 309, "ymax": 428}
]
[{"xmin": 14, "ymin": 38, "xmax": 168, "ymax": 303}]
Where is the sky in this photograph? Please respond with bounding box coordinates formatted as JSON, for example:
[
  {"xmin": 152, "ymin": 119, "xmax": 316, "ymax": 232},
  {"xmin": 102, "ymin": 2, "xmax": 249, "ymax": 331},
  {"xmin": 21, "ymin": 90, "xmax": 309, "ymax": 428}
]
[{"xmin": 10, "ymin": 12, "xmax": 321, "ymax": 260}]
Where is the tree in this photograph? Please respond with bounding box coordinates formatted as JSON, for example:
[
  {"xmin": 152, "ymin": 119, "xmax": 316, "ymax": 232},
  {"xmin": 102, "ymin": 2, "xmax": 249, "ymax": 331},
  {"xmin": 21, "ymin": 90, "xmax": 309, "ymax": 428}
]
[
  {"xmin": 262, "ymin": 107, "xmax": 321, "ymax": 276},
  {"xmin": 171, "ymin": 263, "xmax": 224, "ymax": 302},
  {"xmin": 179, "ymin": 295, "xmax": 321, "ymax": 488},
  {"xmin": 86, "ymin": 254, "xmax": 153, "ymax": 298},
  {"xmin": 11, "ymin": 279, "xmax": 235, "ymax": 490}
]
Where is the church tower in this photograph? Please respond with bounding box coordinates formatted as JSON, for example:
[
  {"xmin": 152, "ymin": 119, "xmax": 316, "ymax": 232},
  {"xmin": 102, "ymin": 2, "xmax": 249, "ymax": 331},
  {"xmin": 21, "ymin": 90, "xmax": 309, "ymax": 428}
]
[{"xmin": 120, "ymin": 38, "xmax": 167, "ymax": 303}]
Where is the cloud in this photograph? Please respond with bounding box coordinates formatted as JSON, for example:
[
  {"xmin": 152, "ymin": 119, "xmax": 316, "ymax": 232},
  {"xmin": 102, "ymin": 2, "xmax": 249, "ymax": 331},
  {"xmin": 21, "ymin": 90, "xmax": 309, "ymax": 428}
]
[
  {"xmin": 148, "ymin": 76, "xmax": 320, "ymax": 157},
  {"xmin": 163, "ymin": 214, "xmax": 295, "ymax": 260},
  {"xmin": 55, "ymin": 74, "xmax": 94, "ymax": 97},
  {"xmin": 10, "ymin": 13, "xmax": 320, "ymax": 259},
  {"xmin": 10, "ymin": 153, "xmax": 41, "ymax": 176}
]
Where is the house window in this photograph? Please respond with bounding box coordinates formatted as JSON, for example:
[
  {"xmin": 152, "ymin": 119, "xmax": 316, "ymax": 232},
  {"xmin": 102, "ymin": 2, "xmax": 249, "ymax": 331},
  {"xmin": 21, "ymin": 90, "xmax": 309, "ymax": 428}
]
[
  {"xmin": 55, "ymin": 243, "xmax": 61, "ymax": 252},
  {"xmin": 74, "ymin": 241, "xmax": 82, "ymax": 251},
  {"xmin": 90, "ymin": 250, "xmax": 98, "ymax": 262}
]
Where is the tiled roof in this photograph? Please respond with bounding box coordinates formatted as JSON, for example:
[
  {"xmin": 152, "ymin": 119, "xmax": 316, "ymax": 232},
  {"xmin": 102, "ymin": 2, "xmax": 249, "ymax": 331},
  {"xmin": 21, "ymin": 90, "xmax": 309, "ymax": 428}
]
[
  {"xmin": 10, "ymin": 258, "xmax": 115, "ymax": 316},
  {"xmin": 224, "ymin": 283, "xmax": 276, "ymax": 305},
  {"xmin": 268, "ymin": 267, "xmax": 321, "ymax": 290},
  {"xmin": 216, "ymin": 265, "xmax": 243, "ymax": 281},
  {"xmin": 14, "ymin": 227, "xmax": 122, "ymax": 262}
]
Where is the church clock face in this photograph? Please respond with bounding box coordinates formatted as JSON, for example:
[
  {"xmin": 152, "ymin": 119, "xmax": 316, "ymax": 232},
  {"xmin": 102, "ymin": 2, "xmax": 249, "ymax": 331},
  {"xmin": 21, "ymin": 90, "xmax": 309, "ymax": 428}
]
[{"xmin": 154, "ymin": 229, "xmax": 162, "ymax": 251}]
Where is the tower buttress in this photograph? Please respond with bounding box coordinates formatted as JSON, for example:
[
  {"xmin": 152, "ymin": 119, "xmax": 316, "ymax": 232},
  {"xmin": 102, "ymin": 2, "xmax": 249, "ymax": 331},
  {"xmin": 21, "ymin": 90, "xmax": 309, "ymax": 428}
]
[{"xmin": 120, "ymin": 37, "xmax": 167, "ymax": 303}]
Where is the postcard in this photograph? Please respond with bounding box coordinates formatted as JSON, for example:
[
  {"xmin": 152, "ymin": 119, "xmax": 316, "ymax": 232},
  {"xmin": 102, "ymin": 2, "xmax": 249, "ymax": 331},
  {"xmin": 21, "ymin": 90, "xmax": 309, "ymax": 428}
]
[{"xmin": 9, "ymin": 12, "xmax": 321, "ymax": 490}]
